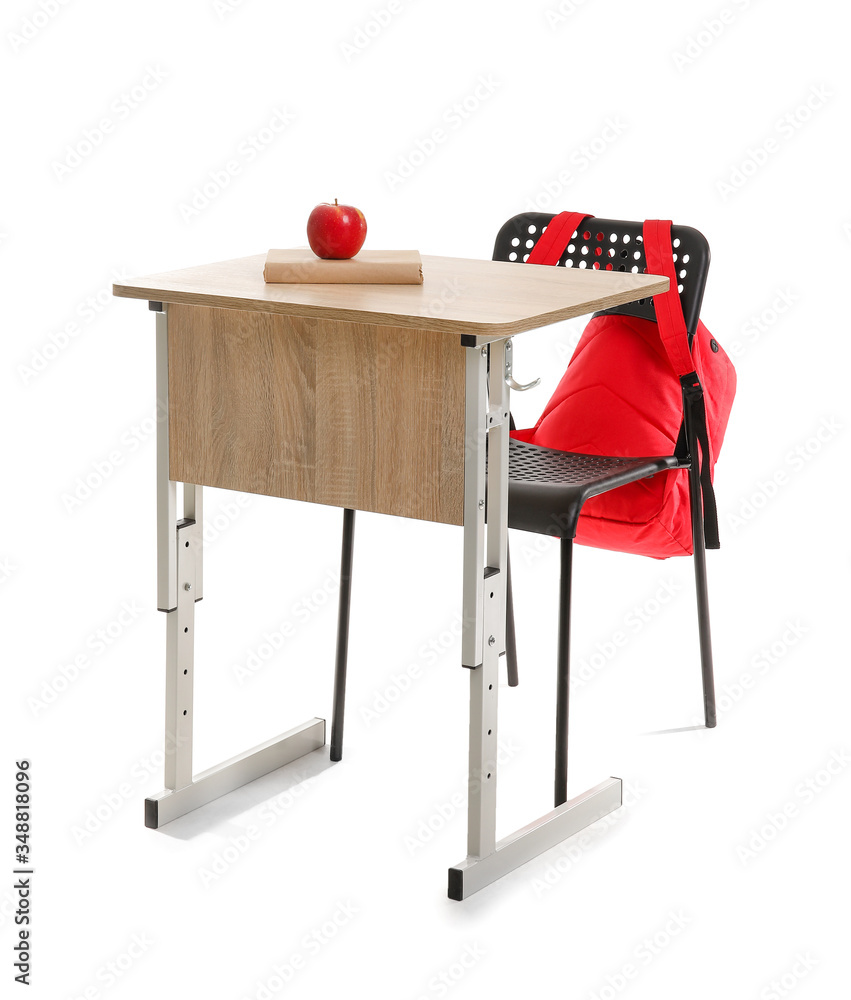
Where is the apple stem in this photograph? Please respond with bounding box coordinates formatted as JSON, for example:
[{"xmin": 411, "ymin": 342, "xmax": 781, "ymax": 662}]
[{"xmin": 334, "ymin": 198, "xmax": 338, "ymax": 206}]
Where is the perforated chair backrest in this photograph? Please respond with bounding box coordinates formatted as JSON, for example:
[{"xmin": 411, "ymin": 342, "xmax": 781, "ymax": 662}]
[{"xmin": 493, "ymin": 213, "xmax": 710, "ymax": 343}]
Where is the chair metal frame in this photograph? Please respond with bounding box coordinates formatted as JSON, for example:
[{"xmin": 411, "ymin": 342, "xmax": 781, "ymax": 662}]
[{"xmin": 491, "ymin": 212, "xmax": 716, "ymax": 808}]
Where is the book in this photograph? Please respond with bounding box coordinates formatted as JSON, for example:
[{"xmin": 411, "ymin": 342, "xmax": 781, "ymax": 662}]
[{"xmin": 263, "ymin": 249, "xmax": 423, "ymax": 284}]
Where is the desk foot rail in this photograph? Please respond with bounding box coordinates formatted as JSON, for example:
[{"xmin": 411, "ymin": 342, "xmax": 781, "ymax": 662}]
[
  {"xmin": 145, "ymin": 718, "xmax": 326, "ymax": 829},
  {"xmin": 447, "ymin": 776, "xmax": 622, "ymax": 900}
]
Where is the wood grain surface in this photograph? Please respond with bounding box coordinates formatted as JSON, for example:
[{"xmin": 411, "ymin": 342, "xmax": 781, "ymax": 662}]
[
  {"xmin": 116, "ymin": 253, "xmax": 668, "ymax": 338},
  {"xmin": 166, "ymin": 304, "xmax": 466, "ymax": 524}
]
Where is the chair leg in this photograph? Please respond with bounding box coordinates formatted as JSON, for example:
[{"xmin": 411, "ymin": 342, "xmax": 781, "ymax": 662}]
[
  {"xmin": 505, "ymin": 542, "xmax": 518, "ymax": 687},
  {"xmin": 330, "ymin": 508, "xmax": 356, "ymax": 761},
  {"xmin": 554, "ymin": 538, "xmax": 574, "ymax": 807},
  {"xmin": 687, "ymin": 460, "xmax": 716, "ymax": 728}
]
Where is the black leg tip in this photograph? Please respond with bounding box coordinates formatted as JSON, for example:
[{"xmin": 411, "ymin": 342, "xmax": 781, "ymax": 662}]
[
  {"xmin": 330, "ymin": 747, "xmax": 342, "ymax": 762},
  {"xmin": 447, "ymin": 868, "xmax": 464, "ymax": 901},
  {"xmin": 705, "ymin": 700, "xmax": 717, "ymax": 729},
  {"xmin": 144, "ymin": 798, "xmax": 159, "ymax": 829}
]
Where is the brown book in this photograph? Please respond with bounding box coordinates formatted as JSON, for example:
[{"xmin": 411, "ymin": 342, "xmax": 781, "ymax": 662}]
[{"xmin": 263, "ymin": 248, "xmax": 423, "ymax": 284}]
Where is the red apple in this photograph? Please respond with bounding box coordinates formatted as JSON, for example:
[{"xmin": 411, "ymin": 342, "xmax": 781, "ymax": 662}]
[{"xmin": 307, "ymin": 199, "xmax": 367, "ymax": 259}]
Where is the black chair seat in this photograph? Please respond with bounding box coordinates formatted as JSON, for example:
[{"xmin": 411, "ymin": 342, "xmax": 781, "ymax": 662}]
[{"xmin": 508, "ymin": 438, "xmax": 678, "ymax": 538}]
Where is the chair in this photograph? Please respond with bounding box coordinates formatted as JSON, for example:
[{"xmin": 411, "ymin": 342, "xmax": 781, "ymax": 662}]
[{"xmin": 493, "ymin": 213, "xmax": 715, "ymax": 808}]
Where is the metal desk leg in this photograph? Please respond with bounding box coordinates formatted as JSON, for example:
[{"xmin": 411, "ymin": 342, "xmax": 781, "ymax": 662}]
[
  {"xmin": 145, "ymin": 303, "xmax": 325, "ymax": 829},
  {"xmin": 448, "ymin": 340, "xmax": 622, "ymax": 900}
]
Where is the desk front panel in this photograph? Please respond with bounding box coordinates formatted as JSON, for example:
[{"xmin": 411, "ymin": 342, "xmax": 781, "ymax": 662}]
[{"xmin": 166, "ymin": 304, "xmax": 466, "ymax": 525}]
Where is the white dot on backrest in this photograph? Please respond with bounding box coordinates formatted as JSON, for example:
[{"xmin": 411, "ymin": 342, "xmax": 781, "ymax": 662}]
[
  {"xmin": 528, "ymin": 225, "xmax": 537, "ymax": 234},
  {"xmin": 523, "ymin": 254, "xmax": 530, "ymax": 262},
  {"xmin": 511, "ymin": 237, "xmax": 520, "ymax": 247},
  {"xmin": 673, "ymin": 238, "xmax": 681, "ymax": 248},
  {"xmin": 509, "ymin": 252, "xmax": 517, "ymax": 261},
  {"xmin": 526, "ymin": 239, "xmax": 534, "ymax": 248}
]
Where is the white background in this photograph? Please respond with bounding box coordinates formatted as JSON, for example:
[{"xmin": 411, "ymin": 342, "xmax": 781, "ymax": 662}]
[{"xmin": 3, "ymin": 0, "xmax": 849, "ymax": 997}]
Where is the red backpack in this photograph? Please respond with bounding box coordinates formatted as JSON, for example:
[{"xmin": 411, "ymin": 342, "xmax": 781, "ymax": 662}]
[{"xmin": 511, "ymin": 212, "xmax": 736, "ymax": 559}]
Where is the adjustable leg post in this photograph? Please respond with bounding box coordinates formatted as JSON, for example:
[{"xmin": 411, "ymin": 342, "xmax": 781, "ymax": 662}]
[
  {"xmin": 145, "ymin": 303, "xmax": 325, "ymax": 829},
  {"xmin": 163, "ymin": 519, "xmax": 198, "ymax": 793},
  {"xmin": 449, "ymin": 342, "xmax": 621, "ymax": 900}
]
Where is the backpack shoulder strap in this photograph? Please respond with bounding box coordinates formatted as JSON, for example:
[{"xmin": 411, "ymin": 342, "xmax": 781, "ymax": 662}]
[
  {"xmin": 642, "ymin": 219, "xmax": 694, "ymax": 377},
  {"xmin": 526, "ymin": 211, "xmax": 592, "ymax": 265},
  {"xmin": 643, "ymin": 219, "xmax": 720, "ymax": 549}
]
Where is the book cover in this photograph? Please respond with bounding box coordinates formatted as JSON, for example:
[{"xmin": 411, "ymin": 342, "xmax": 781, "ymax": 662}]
[{"xmin": 264, "ymin": 249, "xmax": 423, "ymax": 284}]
